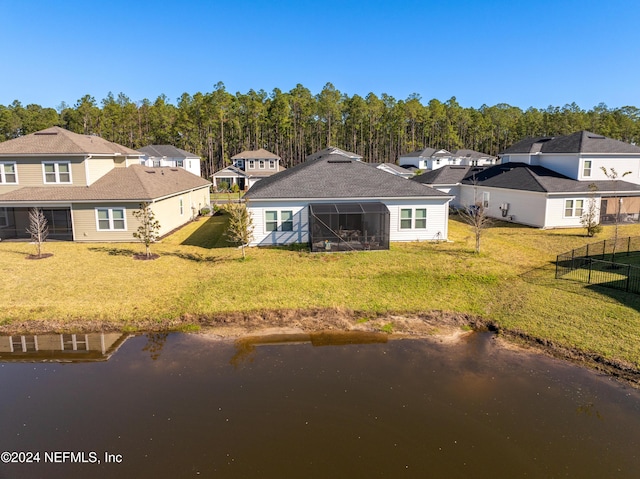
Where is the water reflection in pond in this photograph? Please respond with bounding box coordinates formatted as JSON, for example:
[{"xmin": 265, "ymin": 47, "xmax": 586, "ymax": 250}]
[{"xmin": 0, "ymin": 331, "xmax": 639, "ymax": 478}]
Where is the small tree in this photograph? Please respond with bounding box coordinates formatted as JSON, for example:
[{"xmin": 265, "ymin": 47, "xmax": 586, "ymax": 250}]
[
  {"xmin": 581, "ymin": 183, "xmax": 602, "ymax": 237},
  {"xmin": 132, "ymin": 202, "xmax": 161, "ymax": 258},
  {"xmin": 601, "ymin": 167, "xmax": 631, "ymax": 258},
  {"xmin": 26, "ymin": 207, "xmax": 48, "ymax": 257},
  {"xmin": 225, "ymin": 202, "xmax": 254, "ymax": 259},
  {"xmin": 458, "ymin": 203, "xmax": 492, "ymax": 253}
]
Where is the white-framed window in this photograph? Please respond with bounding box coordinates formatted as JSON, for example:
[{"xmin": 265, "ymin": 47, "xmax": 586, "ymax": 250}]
[
  {"xmin": 179, "ymin": 198, "xmax": 184, "ymax": 216},
  {"xmin": 400, "ymin": 208, "xmax": 427, "ymax": 229},
  {"xmin": 564, "ymin": 199, "xmax": 584, "ymax": 217},
  {"xmin": 482, "ymin": 192, "xmax": 490, "ymax": 208},
  {"xmin": 96, "ymin": 207, "xmax": 127, "ymax": 231},
  {"xmin": 0, "ymin": 207, "xmax": 9, "ymax": 228},
  {"xmin": 265, "ymin": 210, "xmax": 294, "ymax": 232},
  {"xmin": 42, "ymin": 161, "xmax": 72, "ymax": 184},
  {"xmin": 269, "ymin": 160, "xmax": 276, "ymax": 169},
  {"xmin": 259, "ymin": 160, "xmax": 265, "ymax": 169},
  {"xmin": 177, "ymin": 159, "xmax": 184, "ymax": 168},
  {"xmin": 0, "ymin": 162, "xmax": 18, "ymax": 184},
  {"xmin": 583, "ymin": 160, "xmax": 592, "ymax": 177}
]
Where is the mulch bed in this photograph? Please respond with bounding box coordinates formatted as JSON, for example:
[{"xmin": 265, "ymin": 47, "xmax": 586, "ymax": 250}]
[
  {"xmin": 133, "ymin": 253, "xmax": 160, "ymax": 260},
  {"xmin": 26, "ymin": 253, "xmax": 54, "ymax": 260}
]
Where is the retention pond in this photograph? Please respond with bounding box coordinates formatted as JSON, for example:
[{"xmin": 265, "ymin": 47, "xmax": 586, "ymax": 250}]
[{"xmin": 1, "ymin": 331, "xmax": 639, "ymax": 478}]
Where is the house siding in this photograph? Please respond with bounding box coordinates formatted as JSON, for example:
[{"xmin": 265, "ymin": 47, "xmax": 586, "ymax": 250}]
[
  {"xmin": 247, "ymin": 198, "xmax": 450, "ymax": 246},
  {"xmin": 459, "ymin": 187, "xmax": 548, "ymax": 227},
  {"xmin": 0, "ymin": 157, "xmax": 87, "ymax": 187},
  {"xmin": 86, "ymin": 157, "xmax": 115, "ymax": 185},
  {"xmin": 72, "ymin": 203, "xmax": 138, "ymax": 241}
]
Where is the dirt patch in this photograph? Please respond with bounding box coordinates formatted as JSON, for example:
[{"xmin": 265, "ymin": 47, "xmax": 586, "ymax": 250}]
[
  {"xmin": 133, "ymin": 253, "xmax": 160, "ymax": 260},
  {"xmin": 1, "ymin": 307, "xmax": 639, "ymax": 387}
]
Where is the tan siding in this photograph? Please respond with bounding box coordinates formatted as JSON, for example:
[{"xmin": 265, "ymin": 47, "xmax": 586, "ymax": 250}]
[
  {"xmin": 86, "ymin": 157, "xmax": 115, "ymax": 184},
  {"xmin": 0, "ymin": 157, "xmax": 87, "ymax": 186},
  {"xmin": 72, "ymin": 203, "xmax": 139, "ymax": 242}
]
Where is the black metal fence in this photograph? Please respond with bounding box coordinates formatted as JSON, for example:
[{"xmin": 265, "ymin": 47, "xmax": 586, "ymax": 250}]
[{"xmin": 556, "ymin": 236, "xmax": 640, "ymax": 294}]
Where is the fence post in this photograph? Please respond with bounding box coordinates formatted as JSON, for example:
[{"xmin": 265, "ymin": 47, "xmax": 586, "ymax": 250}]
[
  {"xmin": 586, "ymin": 243, "xmax": 589, "ymax": 257},
  {"xmin": 602, "ymin": 239, "xmax": 606, "ymax": 259},
  {"xmin": 627, "ymin": 264, "xmax": 632, "ymax": 292},
  {"xmin": 588, "ymin": 259, "xmax": 592, "ymax": 283},
  {"xmin": 628, "ymin": 236, "xmax": 631, "ymax": 256}
]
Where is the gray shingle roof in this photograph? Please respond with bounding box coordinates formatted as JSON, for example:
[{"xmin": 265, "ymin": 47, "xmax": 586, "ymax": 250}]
[
  {"xmin": 0, "ymin": 165, "xmax": 211, "ymax": 202},
  {"xmin": 138, "ymin": 145, "xmax": 200, "ymax": 158},
  {"xmin": 244, "ymin": 155, "xmax": 450, "ymax": 200},
  {"xmin": 0, "ymin": 127, "xmax": 141, "ymax": 156},
  {"xmin": 413, "ymin": 166, "xmax": 487, "ymax": 185},
  {"xmin": 500, "ymin": 131, "xmax": 640, "ymax": 155},
  {"xmin": 460, "ymin": 163, "xmax": 640, "ymax": 193},
  {"xmin": 451, "ymin": 149, "xmax": 496, "ymax": 160}
]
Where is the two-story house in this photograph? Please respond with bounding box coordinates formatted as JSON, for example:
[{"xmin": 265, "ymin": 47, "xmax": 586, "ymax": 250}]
[
  {"xmin": 137, "ymin": 145, "xmax": 202, "ymax": 177},
  {"xmin": 413, "ymin": 131, "xmax": 640, "ymax": 228},
  {"xmin": 399, "ymin": 148, "xmax": 496, "ymax": 171},
  {"xmin": 0, "ymin": 127, "xmax": 211, "ymax": 241},
  {"xmin": 211, "ymin": 148, "xmax": 284, "ymax": 190}
]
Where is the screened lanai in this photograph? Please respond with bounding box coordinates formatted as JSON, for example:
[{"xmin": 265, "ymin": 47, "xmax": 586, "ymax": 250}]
[{"xmin": 309, "ymin": 203, "xmax": 390, "ymax": 252}]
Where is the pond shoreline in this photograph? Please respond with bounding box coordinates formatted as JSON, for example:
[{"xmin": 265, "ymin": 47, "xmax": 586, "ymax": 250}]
[{"xmin": 1, "ymin": 307, "xmax": 639, "ymax": 387}]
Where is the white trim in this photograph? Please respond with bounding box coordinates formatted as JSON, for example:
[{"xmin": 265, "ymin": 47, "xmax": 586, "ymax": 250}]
[
  {"xmin": 563, "ymin": 198, "xmax": 585, "ymax": 218},
  {"xmin": 0, "ymin": 162, "xmax": 18, "ymax": 184},
  {"xmin": 42, "ymin": 160, "xmax": 72, "ymax": 184},
  {"xmin": 399, "ymin": 207, "xmax": 427, "ymax": 230},
  {"xmin": 265, "ymin": 209, "xmax": 294, "ymax": 232},
  {"xmin": 95, "ymin": 207, "xmax": 127, "ymax": 231}
]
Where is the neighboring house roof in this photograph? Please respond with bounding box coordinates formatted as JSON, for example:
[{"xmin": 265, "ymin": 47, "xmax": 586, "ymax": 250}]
[
  {"xmin": 244, "ymin": 154, "xmax": 450, "ymax": 200},
  {"xmin": 413, "ymin": 166, "xmax": 487, "ymax": 185},
  {"xmin": 0, "ymin": 127, "xmax": 141, "ymax": 156},
  {"xmin": 451, "ymin": 149, "xmax": 496, "ymax": 160},
  {"xmin": 231, "ymin": 148, "xmax": 280, "ymax": 160},
  {"xmin": 305, "ymin": 146, "xmax": 362, "ymax": 161},
  {"xmin": 211, "ymin": 166, "xmax": 249, "ymax": 178},
  {"xmin": 400, "ymin": 148, "xmax": 452, "ymax": 158},
  {"xmin": 500, "ymin": 130, "xmax": 640, "ymax": 155},
  {"xmin": 460, "ymin": 163, "xmax": 640, "ymax": 194},
  {"xmin": 0, "ymin": 165, "xmax": 211, "ymax": 202},
  {"xmin": 372, "ymin": 163, "xmax": 415, "ymax": 176},
  {"xmin": 138, "ymin": 145, "xmax": 200, "ymax": 159}
]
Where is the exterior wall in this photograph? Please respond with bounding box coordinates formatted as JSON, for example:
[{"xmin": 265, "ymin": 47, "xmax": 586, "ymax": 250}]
[
  {"xmin": 86, "ymin": 157, "xmax": 115, "ymax": 185},
  {"xmin": 544, "ymin": 194, "xmax": 598, "ymax": 228},
  {"xmin": 0, "ymin": 156, "xmax": 87, "ymax": 188},
  {"xmin": 459, "ymin": 186, "xmax": 548, "ymax": 227},
  {"xmin": 247, "ymin": 198, "xmax": 451, "ymax": 246},
  {"xmin": 141, "ymin": 157, "xmax": 202, "ymax": 177},
  {"xmin": 72, "ymin": 202, "xmax": 139, "ymax": 241},
  {"xmin": 576, "ymin": 155, "xmax": 640, "ymax": 184},
  {"xmin": 398, "ymin": 156, "xmax": 426, "ymax": 170},
  {"xmin": 537, "ymin": 154, "xmax": 579, "ymax": 179}
]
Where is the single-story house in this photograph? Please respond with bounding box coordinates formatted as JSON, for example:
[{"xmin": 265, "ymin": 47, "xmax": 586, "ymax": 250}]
[
  {"xmin": 0, "ymin": 127, "xmax": 211, "ymax": 241},
  {"xmin": 244, "ymin": 152, "xmax": 453, "ymax": 251}
]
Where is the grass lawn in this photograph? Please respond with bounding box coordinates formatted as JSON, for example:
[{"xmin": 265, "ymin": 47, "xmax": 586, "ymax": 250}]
[{"xmin": 3, "ymin": 216, "xmax": 640, "ymax": 369}]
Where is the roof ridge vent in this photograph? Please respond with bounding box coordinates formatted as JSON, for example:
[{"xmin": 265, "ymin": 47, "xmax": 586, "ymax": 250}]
[
  {"xmin": 34, "ymin": 131, "xmax": 58, "ymax": 135},
  {"xmin": 327, "ymin": 159, "xmax": 352, "ymax": 163}
]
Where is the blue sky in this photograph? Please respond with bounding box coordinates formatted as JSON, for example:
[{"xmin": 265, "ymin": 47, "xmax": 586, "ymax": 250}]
[{"xmin": 2, "ymin": 0, "xmax": 639, "ymax": 111}]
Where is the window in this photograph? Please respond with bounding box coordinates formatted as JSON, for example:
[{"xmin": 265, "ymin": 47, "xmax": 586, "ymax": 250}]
[
  {"xmin": 415, "ymin": 209, "xmax": 427, "ymax": 228},
  {"xmin": 583, "ymin": 160, "xmax": 592, "ymax": 177},
  {"xmin": 281, "ymin": 210, "xmax": 293, "ymax": 231},
  {"xmin": 259, "ymin": 160, "xmax": 265, "ymax": 169},
  {"xmin": 248, "ymin": 160, "xmax": 255, "ymax": 169},
  {"xmin": 482, "ymin": 192, "xmax": 490, "ymax": 208},
  {"xmin": 0, "ymin": 163, "xmax": 17, "ymax": 183},
  {"xmin": 96, "ymin": 208, "xmax": 126, "ymax": 231},
  {"xmin": 269, "ymin": 160, "xmax": 276, "ymax": 169},
  {"xmin": 43, "ymin": 162, "xmax": 71, "ymax": 183},
  {"xmin": 179, "ymin": 198, "xmax": 184, "ymax": 216},
  {"xmin": 153, "ymin": 159, "xmax": 161, "ymax": 167},
  {"xmin": 401, "ymin": 208, "xmax": 426, "ymax": 229},
  {"xmin": 265, "ymin": 210, "xmax": 293, "ymax": 232},
  {"xmin": 400, "ymin": 209, "xmax": 412, "ymax": 229},
  {"xmin": 0, "ymin": 207, "xmax": 8, "ymax": 227},
  {"xmin": 177, "ymin": 159, "xmax": 184, "ymax": 168},
  {"xmin": 564, "ymin": 199, "xmax": 584, "ymax": 217}
]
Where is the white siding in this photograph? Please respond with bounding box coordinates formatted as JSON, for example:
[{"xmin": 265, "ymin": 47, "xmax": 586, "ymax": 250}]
[
  {"xmin": 247, "ymin": 198, "xmax": 450, "ymax": 246},
  {"xmin": 538, "ymin": 154, "xmax": 579, "ymax": 179},
  {"xmin": 459, "ymin": 186, "xmax": 548, "ymax": 227}
]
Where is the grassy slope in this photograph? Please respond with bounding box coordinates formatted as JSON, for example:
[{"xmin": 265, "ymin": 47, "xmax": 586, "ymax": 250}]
[{"xmin": 2, "ymin": 214, "xmax": 640, "ymax": 366}]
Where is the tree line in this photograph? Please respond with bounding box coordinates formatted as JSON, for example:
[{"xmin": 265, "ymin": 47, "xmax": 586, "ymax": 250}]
[{"xmin": 1, "ymin": 81, "xmax": 639, "ymax": 178}]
